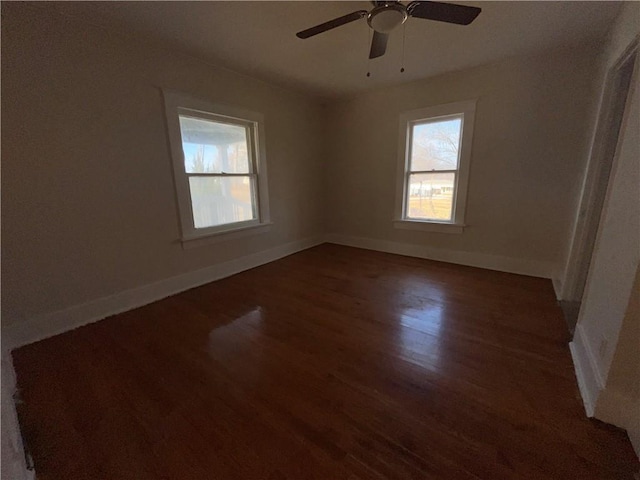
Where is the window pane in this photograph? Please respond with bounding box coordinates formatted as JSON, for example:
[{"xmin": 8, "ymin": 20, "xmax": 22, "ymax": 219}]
[
  {"xmin": 406, "ymin": 172, "xmax": 455, "ymax": 221},
  {"xmin": 188, "ymin": 176, "xmax": 255, "ymax": 229},
  {"xmin": 179, "ymin": 116, "xmax": 250, "ymax": 174},
  {"xmin": 410, "ymin": 116, "xmax": 462, "ymax": 171}
]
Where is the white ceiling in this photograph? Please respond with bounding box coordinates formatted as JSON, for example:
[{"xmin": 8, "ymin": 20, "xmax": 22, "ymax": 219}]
[{"xmin": 54, "ymin": 1, "xmax": 622, "ymax": 99}]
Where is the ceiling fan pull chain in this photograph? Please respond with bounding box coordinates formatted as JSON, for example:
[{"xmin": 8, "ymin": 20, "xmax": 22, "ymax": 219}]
[
  {"xmin": 366, "ymin": 25, "xmax": 372, "ymax": 77},
  {"xmin": 401, "ymin": 23, "xmax": 406, "ymax": 73}
]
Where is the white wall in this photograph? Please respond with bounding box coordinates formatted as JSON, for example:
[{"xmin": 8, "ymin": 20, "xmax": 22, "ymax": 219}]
[
  {"xmin": 324, "ymin": 45, "xmax": 602, "ymax": 278},
  {"xmin": 601, "ymin": 3, "xmax": 640, "ymax": 73},
  {"xmin": 1, "ymin": 352, "xmax": 33, "ymax": 480},
  {"xmin": 560, "ymin": 2, "xmax": 640, "ymax": 302},
  {"xmin": 577, "ymin": 69, "xmax": 639, "ymax": 453},
  {"xmin": 1, "ymin": 3, "xmax": 326, "ymax": 343},
  {"xmin": 594, "ymin": 267, "xmax": 640, "ymax": 456},
  {"xmin": 568, "ymin": 2, "xmax": 640, "ymax": 456},
  {"xmin": 576, "ymin": 70, "xmax": 638, "ymax": 393}
]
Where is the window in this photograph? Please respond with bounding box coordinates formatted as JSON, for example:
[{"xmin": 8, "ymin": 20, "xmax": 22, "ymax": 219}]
[
  {"xmin": 163, "ymin": 90, "xmax": 270, "ymax": 245},
  {"xmin": 394, "ymin": 100, "xmax": 476, "ymax": 234}
]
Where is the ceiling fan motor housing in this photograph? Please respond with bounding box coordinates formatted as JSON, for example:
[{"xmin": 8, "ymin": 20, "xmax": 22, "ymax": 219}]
[{"xmin": 367, "ymin": 4, "xmax": 408, "ymax": 33}]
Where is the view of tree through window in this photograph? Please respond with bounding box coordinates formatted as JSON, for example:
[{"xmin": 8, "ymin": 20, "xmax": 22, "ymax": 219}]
[
  {"xmin": 179, "ymin": 116, "xmax": 255, "ymax": 229},
  {"xmin": 406, "ymin": 116, "xmax": 462, "ymax": 221}
]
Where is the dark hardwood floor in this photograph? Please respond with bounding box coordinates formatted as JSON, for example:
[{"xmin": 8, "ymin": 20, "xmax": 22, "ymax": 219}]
[{"xmin": 12, "ymin": 244, "xmax": 639, "ymax": 479}]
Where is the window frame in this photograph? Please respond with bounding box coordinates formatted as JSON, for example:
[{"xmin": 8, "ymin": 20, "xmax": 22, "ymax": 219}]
[
  {"xmin": 394, "ymin": 100, "xmax": 476, "ymax": 234},
  {"xmin": 163, "ymin": 90, "xmax": 271, "ymax": 246}
]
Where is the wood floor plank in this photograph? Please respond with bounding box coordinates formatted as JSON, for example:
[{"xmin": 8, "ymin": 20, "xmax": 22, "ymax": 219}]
[{"xmin": 12, "ymin": 244, "xmax": 639, "ymax": 479}]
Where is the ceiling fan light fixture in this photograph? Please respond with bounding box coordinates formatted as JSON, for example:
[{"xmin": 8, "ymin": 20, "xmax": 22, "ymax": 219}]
[{"xmin": 367, "ymin": 4, "xmax": 408, "ymax": 33}]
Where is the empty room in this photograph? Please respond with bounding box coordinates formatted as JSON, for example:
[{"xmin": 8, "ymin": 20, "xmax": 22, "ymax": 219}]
[{"xmin": 2, "ymin": 1, "xmax": 639, "ymax": 478}]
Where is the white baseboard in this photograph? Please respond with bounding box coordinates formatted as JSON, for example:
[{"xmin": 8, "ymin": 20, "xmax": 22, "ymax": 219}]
[
  {"xmin": 3, "ymin": 236, "xmax": 323, "ymax": 351},
  {"xmin": 1, "ymin": 350, "xmax": 35, "ymax": 480},
  {"xmin": 569, "ymin": 324, "xmax": 605, "ymax": 417},
  {"xmin": 552, "ymin": 277, "xmax": 563, "ymax": 301},
  {"xmin": 324, "ymin": 233, "xmax": 554, "ymax": 278}
]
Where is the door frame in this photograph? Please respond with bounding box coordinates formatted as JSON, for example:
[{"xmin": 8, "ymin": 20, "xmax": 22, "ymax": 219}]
[{"xmin": 560, "ymin": 38, "xmax": 639, "ymax": 326}]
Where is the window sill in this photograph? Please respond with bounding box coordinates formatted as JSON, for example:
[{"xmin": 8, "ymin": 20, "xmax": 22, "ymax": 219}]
[
  {"xmin": 181, "ymin": 222, "xmax": 273, "ymax": 249},
  {"xmin": 393, "ymin": 219, "xmax": 465, "ymax": 234}
]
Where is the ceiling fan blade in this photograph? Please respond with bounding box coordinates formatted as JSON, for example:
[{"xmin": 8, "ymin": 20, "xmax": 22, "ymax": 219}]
[
  {"xmin": 369, "ymin": 31, "xmax": 389, "ymax": 59},
  {"xmin": 296, "ymin": 10, "xmax": 368, "ymax": 39},
  {"xmin": 407, "ymin": 1, "xmax": 481, "ymax": 25}
]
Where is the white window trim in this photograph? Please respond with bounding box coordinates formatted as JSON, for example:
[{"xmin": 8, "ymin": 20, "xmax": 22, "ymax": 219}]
[
  {"xmin": 394, "ymin": 99, "xmax": 476, "ymax": 234},
  {"xmin": 162, "ymin": 89, "xmax": 271, "ymax": 246}
]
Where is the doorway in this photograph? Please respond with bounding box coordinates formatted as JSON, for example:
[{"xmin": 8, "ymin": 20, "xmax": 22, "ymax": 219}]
[{"xmin": 561, "ymin": 41, "xmax": 638, "ymax": 335}]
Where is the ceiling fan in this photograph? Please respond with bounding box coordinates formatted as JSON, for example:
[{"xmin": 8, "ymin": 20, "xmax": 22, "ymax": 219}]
[{"xmin": 296, "ymin": 1, "xmax": 481, "ymax": 59}]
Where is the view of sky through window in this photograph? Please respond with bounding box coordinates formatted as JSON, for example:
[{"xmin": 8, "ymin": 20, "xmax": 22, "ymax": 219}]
[
  {"xmin": 410, "ymin": 116, "xmax": 462, "ymax": 172},
  {"xmin": 179, "ymin": 116, "xmax": 249, "ymax": 174},
  {"xmin": 178, "ymin": 115, "xmax": 255, "ymax": 229},
  {"xmin": 406, "ymin": 116, "xmax": 462, "ymax": 222}
]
